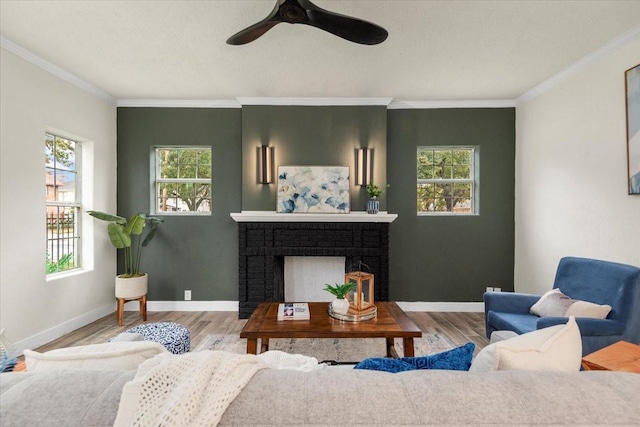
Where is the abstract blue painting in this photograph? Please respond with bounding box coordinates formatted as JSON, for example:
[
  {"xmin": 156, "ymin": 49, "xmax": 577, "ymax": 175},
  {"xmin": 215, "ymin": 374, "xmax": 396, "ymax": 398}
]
[{"xmin": 277, "ymin": 166, "xmax": 350, "ymax": 213}]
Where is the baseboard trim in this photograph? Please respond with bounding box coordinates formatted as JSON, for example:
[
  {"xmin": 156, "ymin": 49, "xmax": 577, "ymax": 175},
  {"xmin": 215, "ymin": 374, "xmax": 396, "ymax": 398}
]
[
  {"xmin": 13, "ymin": 303, "xmax": 114, "ymax": 355},
  {"xmin": 125, "ymin": 301, "xmax": 483, "ymax": 312},
  {"xmin": 123, "ymin": 300, "xmax": 239, "ymax": 312},
  {"xmin": 396, "ymin": 301, "xmax": 484, "ymax": 312}
]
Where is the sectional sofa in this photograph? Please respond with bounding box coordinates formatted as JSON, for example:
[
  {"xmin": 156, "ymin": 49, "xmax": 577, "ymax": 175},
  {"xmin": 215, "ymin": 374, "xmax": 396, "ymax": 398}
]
[{"xmin": 1, "ymin": 367, "xmax": 639, "ymax": 426}]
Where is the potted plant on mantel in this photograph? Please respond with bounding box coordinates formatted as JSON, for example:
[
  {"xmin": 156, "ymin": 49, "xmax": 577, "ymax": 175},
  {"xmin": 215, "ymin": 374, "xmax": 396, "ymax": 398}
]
[
  {"xmin": 324, "ymin": 283, "xmax": 356, "ymax": 315},
  {"xmin": 365, "ymin": 181, "xmax": 383, "ymax": 214},
  {"xmin": 87, "ymin": 211, "xmax": 163, "ymax": 299}
]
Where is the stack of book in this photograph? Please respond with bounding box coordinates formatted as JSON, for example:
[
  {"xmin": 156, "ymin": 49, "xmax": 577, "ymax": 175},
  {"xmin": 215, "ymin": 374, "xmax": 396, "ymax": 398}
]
[{"xmin": 277, "ymin": 303, "xmax": 310, "ymax": 320}]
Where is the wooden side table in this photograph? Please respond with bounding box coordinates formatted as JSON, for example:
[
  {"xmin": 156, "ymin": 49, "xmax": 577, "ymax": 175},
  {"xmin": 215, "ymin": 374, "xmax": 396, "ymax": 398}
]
[{"xmin": 581, "ymin": 341, "xmax": 640, "ymax": 373}]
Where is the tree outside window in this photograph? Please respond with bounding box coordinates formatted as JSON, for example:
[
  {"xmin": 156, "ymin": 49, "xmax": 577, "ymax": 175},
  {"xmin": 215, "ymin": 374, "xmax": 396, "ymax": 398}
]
[
  {"xmin": 154, "ymin": 147, "xmax": 212, "ymax": 214},
  {"xmin": 417, "ymin": 147, "xmax": 477, "ymax": 214}
]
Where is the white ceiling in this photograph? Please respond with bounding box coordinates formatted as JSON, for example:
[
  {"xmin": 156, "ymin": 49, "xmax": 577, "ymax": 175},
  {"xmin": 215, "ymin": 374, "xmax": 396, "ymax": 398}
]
[{"xmin": 1, "ymin": 0, "xmax": 639, "ymax": 102}]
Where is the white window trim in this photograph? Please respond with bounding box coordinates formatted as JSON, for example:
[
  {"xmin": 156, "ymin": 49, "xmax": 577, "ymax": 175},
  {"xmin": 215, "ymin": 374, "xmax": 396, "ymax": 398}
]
[
  {"xmin": 417, "ymin": 146, "xmax": 479, "ymax": 216},
  {"xmin": 152, "ymin": 146, "xmax": 212, "ymax": 216},
  {"xmin": 45, "ymin": 132, "xmax": 83, "ymax": 274}
]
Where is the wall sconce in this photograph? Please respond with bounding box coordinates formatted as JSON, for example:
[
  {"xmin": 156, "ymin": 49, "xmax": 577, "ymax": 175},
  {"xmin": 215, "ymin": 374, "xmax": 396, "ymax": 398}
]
[
  {"xmin": 355, "ymin": 148, "xmax": 372, "ymax": 186},
  {"xmin": 258, "ymin": 145, "xmax": 274, "ymax": 184}
]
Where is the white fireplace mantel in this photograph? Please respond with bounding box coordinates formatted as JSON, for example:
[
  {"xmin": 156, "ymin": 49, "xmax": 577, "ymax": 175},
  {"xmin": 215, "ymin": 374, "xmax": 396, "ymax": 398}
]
[{"xmin": 230, "ymin": 211, "xmax": 398, "ymax": 223}]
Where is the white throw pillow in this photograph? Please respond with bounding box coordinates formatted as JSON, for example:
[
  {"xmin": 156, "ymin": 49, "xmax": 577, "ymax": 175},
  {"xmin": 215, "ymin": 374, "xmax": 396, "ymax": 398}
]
[
  {"xmin": 565, "ymin": 300, "xmax": 612, "ymax": 318},
  {"xmin": 529, "ymin": 289, "xmax": 570, "ymax": 317},
  {"xmin": 25, "ymin": 341, "xmax": 168, "ymax": 372},
  {"xmin": 470, "ymin": 316, "xmax": 582, "ymax": 372},
  {"xmin": 530, "ymin": 289, "xmax": 611, "ymax": 319}
]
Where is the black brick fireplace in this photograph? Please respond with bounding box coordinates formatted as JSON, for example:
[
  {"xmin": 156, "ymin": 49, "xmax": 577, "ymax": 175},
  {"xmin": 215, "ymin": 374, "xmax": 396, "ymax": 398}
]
[{"xmin": 236, "ymin": 221, "xmax": 391, "ymax": 318}]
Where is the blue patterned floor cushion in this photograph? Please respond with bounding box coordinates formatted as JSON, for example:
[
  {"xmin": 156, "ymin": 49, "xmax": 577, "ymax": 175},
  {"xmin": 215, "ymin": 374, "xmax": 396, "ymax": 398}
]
[
  {"xmin": 354, "ymin": 342, "xmax": 475, "ymax": 373},
  {"xmin": 124, "ymin": 322, "xmax": 190, "ymax": 354}
]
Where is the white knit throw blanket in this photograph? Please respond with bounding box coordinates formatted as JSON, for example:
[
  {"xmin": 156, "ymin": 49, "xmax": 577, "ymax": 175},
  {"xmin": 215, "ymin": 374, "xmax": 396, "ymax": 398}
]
[
  {"xmin": 114, "ymin": 351, "xmax": 266, "ymax": 427},
  {"xmin": 114, "ymin": 350, "xmax": 322, "ymax": 427}
]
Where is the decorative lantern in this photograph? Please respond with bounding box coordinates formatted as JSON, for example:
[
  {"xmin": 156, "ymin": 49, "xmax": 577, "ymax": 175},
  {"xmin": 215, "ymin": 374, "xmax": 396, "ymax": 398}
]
[{"xmin": 345, "ymin": 270, "xmax": 375, "ymax": 314}]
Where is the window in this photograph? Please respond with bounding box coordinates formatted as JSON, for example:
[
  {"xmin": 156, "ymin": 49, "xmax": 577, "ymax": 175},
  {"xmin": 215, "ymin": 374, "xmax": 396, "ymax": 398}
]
[
  {"xmin": 45, "ymin": 133, "xmax": 81, "ymax": 273},
  {"xmin": 154, "ymin": 147, "xmax": 212, "ymax": 214},
  {"xmin": 417, "ymin": 147, "xmax": 477, "ymax": 215}
]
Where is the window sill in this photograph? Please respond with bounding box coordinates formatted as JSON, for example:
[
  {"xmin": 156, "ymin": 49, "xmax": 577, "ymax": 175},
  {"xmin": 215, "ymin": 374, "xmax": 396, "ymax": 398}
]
[
  {"xmin": 153, "ymin": 211, "xmax": 211, "ymax": 217},
  {"xmin": 46, "ymin": 268, "xmax": 92, "ymax": 282},
  {"xmin": 417, "ymin": 212, "xmax": 479, "ymax": 217}
]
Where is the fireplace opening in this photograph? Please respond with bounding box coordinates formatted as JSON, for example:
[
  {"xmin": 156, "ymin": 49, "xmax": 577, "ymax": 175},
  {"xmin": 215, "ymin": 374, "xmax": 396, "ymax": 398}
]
[{"xmin": 277, "ymin": 256, "xmax": 347, "ymax": 302}]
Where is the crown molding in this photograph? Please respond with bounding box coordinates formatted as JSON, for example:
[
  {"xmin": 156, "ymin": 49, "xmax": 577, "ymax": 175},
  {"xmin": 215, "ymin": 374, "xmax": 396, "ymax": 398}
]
[
  {"xmin": 1, "ymin": 35, "xmax": 116, "ymax": 104},
  {"xmin": 119, "ymin": 98, "xmax": 516, "ymax": 109},
  {"xmin": 117, "ymin": 99, "xmax": 241, "ymax": 108},
  {"xmin": 237, "ymin": 97, "xmax": 393, "ymax": 106},
  {"xmin": 388, "ymin": 99, "xmax": 516, "ymax": 109},
  {"xmin": 517, "ymin": 24, "xmax": 640, "ymax": 105},
  {"xmin": 6, "ymin": 23, "xmax": 638, "ymax": 111}
]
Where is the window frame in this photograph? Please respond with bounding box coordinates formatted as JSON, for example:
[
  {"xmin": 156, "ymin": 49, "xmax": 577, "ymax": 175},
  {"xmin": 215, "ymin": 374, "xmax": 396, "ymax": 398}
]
[
  {"xmin": 152, "ymin": 146, "xmax": 212, "ymax": 216},
  {"xmin": 45, "ymin": 132, "xmax": 82, "ymax": 275},
  {"xmin": 417, "ymin": 146, "xmax": 479, "ymax": 216}
]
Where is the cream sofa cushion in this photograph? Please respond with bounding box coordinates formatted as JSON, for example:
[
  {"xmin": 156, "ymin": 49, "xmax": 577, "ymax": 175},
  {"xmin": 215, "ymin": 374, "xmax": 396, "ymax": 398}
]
[
  {"xmin": 565, "ymin": 300, "xmax": 612, "ymax": 318},
  {"xmin": 24, "ymin": 341, "xmax": 167, "ymax": 372},
  {"xmin": 470, "ymin": 316, "xmax": 582, "ymax": 372}
]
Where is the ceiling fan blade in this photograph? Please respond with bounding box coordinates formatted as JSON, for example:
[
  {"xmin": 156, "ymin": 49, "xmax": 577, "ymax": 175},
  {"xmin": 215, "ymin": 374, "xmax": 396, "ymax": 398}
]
[
  {"xmin": 306, "ymin": 8, "xmax": 388, "ymax": 45},
  {"xmin": 226, "ymin": 3, "xmax": 284, "ymax": 45},
  {"xmin": 226, "ymin": 0, "xmax": 388, "ymax": 45}
]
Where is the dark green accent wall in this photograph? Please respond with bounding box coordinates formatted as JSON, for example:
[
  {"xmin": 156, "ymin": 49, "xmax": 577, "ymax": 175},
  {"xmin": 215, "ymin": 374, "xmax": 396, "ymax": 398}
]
[
  {"xmin": 387, "ymin": 108, "xmax": 515, "ymax": 301},
  {"xmin": 116, "ymin": 106, "xmax": 514, "ymax": 303},
  {"xmin": 117, "ymin": 108, "xmax": 242, "ymax": 301},
  {"xmin": 241, "ymin": 106, "xmax": 387, "ymax": 211}
]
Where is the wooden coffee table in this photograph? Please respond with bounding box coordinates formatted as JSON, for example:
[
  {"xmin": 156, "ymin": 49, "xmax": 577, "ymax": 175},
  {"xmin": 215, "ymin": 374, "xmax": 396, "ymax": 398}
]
[
  {"xmin": 240, "ymin": 301, "xmax": 422, "ymax": 358},
  {"xmin": 581, "ymin": 341, "xmax": 640, "ymax": 373}
]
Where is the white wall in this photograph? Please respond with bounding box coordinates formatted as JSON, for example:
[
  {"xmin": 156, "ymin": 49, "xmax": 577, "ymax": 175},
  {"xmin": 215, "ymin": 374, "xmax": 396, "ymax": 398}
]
[
  {"xmin": 0, "ymin": 48, "xmax": 117, "ymax": 352},
  {"xmin": 515, "ymin": 37, "xmax": 640, "ymax": 295}
]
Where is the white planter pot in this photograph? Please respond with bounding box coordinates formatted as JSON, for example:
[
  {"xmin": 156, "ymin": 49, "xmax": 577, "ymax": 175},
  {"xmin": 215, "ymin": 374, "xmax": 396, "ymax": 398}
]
[
  {"xmin": 331, "ymin": 298, "xmax": 350, "ymax": 315},
  {"xmin": 115, "ymin": 274, "xmax": 148, "ymax": 299}
]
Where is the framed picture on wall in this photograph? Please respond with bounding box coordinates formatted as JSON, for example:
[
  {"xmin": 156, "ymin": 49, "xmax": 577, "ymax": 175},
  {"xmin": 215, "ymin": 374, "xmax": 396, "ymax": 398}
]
[
  {"xmin": 626, "ymin": 63, "xmax": 640, "ymax": 195},
  {"xmin": 277, "ymin": 166, "xmax": 350, "ymax": 213}
]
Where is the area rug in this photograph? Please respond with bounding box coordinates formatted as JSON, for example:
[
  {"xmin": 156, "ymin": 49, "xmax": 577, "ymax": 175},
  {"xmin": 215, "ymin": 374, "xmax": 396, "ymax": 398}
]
[{"xmin": 194, "ymin": 334, "xmax": 454, "ymax": 362}]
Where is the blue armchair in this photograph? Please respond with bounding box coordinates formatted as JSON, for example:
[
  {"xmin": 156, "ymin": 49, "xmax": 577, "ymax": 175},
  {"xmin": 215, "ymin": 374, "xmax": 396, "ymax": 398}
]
[{"xmin": 484, "ymin": 257, "xmax": 640, "ymax": 356}]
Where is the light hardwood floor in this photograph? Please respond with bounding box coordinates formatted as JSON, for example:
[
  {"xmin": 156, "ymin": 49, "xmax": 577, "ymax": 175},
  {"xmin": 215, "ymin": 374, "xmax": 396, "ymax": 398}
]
[{"xmin": 34, "ymin": 310, "xmax": 489, "ymax": 355}]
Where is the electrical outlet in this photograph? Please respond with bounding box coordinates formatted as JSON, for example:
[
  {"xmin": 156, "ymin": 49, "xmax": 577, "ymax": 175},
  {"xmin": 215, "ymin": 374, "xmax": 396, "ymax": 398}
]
[
  {"xmin": 494, "ymin": 287, "xmax": 502, "ymax": 292},
  {"xmin": 485, "ymin": 286, "xmax": 494, "ymax": 293},
  {"xmin": 184, "ymin": 290, "xmax": 192, "ymax": 301}
]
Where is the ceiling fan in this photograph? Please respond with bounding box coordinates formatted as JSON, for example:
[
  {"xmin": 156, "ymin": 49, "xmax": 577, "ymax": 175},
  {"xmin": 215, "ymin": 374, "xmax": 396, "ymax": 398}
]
[{"xmin": 226, "ymin": 0, "xmax": 388, "ymax": 46}]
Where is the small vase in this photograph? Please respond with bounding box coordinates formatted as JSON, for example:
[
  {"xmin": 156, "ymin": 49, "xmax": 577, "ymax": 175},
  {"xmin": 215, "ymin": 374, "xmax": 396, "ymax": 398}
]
[
  {"xmin": 366, "ymin": 198, "xmax": 380, "ymax": 214},
  {"xmin": 331, "ymin": 298, "xmax": 350, "ymax": 315}
]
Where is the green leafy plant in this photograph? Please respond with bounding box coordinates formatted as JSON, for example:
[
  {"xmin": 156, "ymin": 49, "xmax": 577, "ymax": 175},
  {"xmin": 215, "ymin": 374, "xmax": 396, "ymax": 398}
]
[
  {"xmin": 324, "ymin": 283, "xmax": 356, "ymax": 299},
  {"xmin": 87, "ymin": 211, "xmax": 163, "ymax": 278},
  {"xmin": 46, "ymin": 252, "xmax": 74, "ymax": 274},
  {"xmin": 366, "ymin": 181, "xmax": 383, "ymax": 198}
]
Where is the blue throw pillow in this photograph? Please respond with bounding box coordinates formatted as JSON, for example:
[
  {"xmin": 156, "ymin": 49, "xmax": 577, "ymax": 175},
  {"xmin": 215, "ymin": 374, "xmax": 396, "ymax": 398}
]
[{"xmin": 353, "ymin": 342, "xmax": 475, "ymax": 373}]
